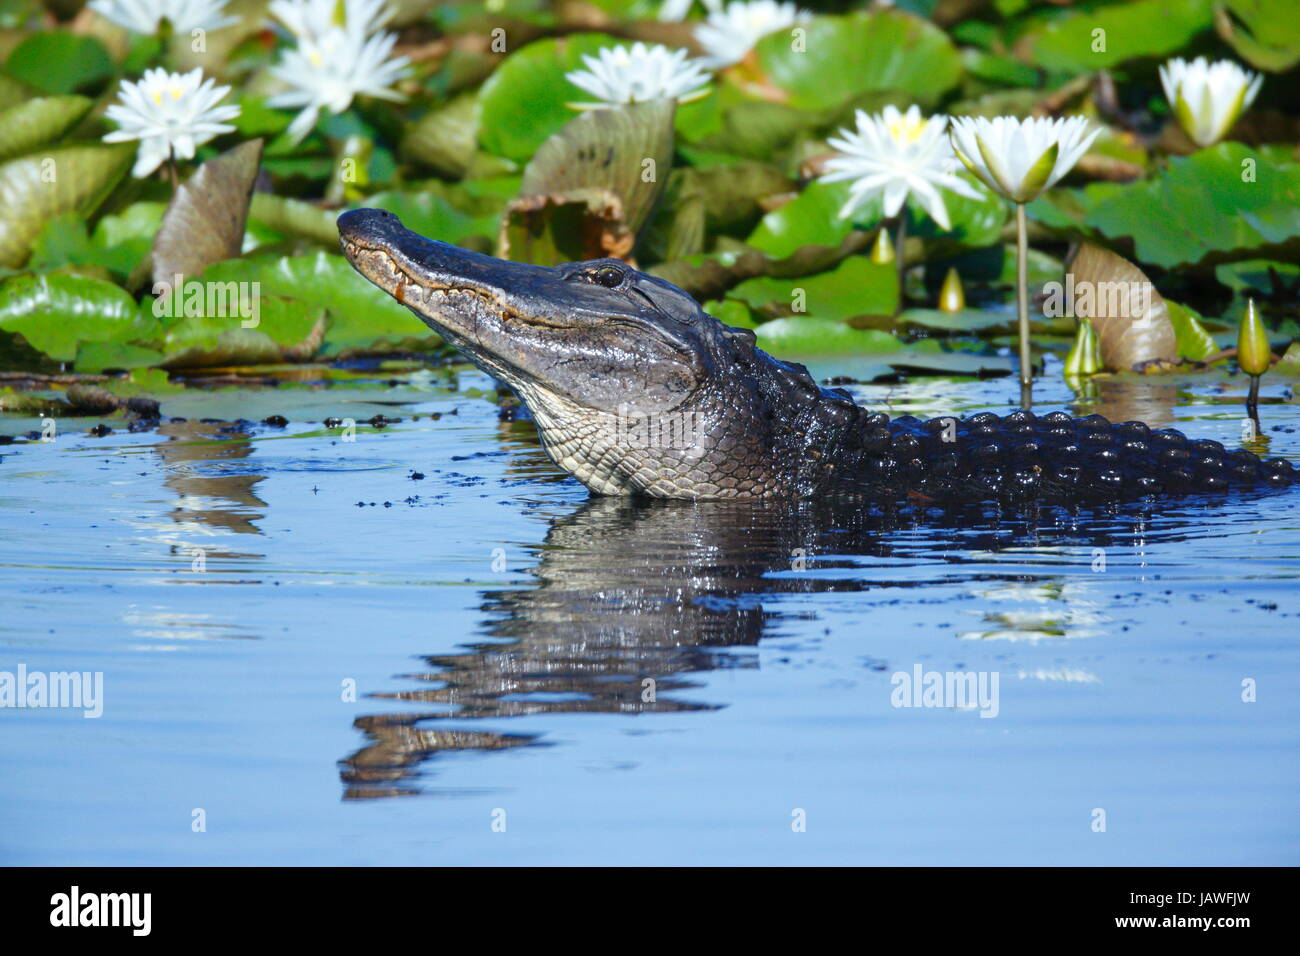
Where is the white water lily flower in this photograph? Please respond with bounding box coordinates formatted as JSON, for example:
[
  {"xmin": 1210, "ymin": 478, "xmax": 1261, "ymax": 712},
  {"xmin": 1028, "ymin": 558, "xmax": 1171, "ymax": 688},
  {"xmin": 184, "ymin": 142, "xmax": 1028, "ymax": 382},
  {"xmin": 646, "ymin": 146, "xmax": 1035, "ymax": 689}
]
[
  {"xmin": 949, "ymin": 115, "xmax": 1099, "ymax": 205},
  {"xmin": 102, "ymin": 67, "xmax": 240, "ymax": 178},
  {"xmin": 565, "ymin": 43, "xmax": 711, "ymax": 109},
  {"xmin": 820, "ymin": 105, "xmax": 983, "ymax": 230},
  {"xmin": 268, "ymin": 26, "xmax": 408, "ymax": 142},
  {"xmin": 1159, "ymin": 56, "xmax": 1262, "ymax": 148},
  {"xmin": 694, "ymin": 0, "xmax": 811, "ymax": 68},
  {"xmin": 89, "ymin": 0, "xmax": 236, "ymax": 34}
]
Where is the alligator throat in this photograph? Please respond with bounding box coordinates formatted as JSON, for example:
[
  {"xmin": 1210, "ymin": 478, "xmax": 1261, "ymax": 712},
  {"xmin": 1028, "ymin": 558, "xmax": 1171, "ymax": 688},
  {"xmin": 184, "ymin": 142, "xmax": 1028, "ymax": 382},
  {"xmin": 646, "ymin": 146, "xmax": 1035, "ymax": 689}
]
[{"xmin": 338, "ymin": 208, "xmax": 1297, "ymax": 504}]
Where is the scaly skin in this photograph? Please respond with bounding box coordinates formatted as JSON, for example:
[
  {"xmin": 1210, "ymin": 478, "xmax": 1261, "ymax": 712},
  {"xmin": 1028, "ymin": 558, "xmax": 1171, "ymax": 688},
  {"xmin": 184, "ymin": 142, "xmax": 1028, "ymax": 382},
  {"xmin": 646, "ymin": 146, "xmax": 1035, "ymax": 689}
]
[{"xmin": 338, "ymin": 208, "xmax": 1296, "ymax": 503}]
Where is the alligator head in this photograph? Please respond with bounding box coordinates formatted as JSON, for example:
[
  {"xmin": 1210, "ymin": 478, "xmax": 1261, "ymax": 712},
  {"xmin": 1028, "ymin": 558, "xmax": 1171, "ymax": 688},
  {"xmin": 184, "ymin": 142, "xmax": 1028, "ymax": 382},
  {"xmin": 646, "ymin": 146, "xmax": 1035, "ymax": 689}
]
[{"xmin": 338, "ymin": 208, "xmax": 853, "ymax": 499}]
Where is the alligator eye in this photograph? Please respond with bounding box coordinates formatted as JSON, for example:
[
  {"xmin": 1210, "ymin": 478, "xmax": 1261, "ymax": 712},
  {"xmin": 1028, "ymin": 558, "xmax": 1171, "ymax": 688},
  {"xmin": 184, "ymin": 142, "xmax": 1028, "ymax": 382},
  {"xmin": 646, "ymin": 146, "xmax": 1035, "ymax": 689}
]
[{"xmin": 593, "ymin": 266, "xmax": 624, "ymax": 288}]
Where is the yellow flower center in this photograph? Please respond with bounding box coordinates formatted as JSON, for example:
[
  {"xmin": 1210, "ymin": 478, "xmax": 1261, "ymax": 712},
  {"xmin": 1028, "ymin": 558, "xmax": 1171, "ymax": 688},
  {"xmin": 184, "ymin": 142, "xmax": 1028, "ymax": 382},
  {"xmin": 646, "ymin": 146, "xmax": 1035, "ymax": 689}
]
[{"xmin": 887, "ymin": 114, "xmax": 927, "ymax": 146}]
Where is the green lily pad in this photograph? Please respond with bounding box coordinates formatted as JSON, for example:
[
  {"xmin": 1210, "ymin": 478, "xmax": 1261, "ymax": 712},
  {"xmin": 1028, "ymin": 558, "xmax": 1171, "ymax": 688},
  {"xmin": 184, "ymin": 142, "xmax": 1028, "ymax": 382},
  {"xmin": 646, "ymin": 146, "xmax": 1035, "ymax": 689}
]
[
  {"xmin": 0, "ymin": 273, "xmax": 140, "ymax": 361},
  {"xmin": 747, "ymin": 181, "xmax": 859, "ymax": 259},
  {"xmin": 4, "ymin": 31, "xmax": 114, "ymax": 94},
  {"xmin": 756, "ymin": 316, "xmax": 905, "ymax": 355},
  {"xmin": 755, "ymin": 9, "xmax": 961, "ymax": 111},
  {"xmin": 703, "ymin": 298, "xmax": 758, "ymax": 330},
  {"xmin": 899, "ymin": 308, "xmax": 1011, "ymax": 334},
  {"xmin": 1165, "ymin": 300, "xmax": 1220, "ymax": 361},
  {"xmin": 0, "ymin": 95, "xmax": 92, "ymax": 162},
  {"xmin": 1213, "ymin": 259, "xmax": 1300, "ymax": 296},
  {"xmin": 1041, "ymin": 145, "xmax": 1300, "ymax": 269},
  {"xmin": 249, "ymin": 193, "xmax": 341, "ymax": 247},
  {"xmin": 0, "ymin": 143, "xmax": 134, "ymax": 268},
  {"xmin": 732, "ymin": 255, "xmax": 898, "ymax": 321},
  {"xmin": 476, "ymin": 32, "xmax": 622, "ymax": 163},
  {"xmin": 0, "ymin": 74, "xmax": 32, "ymax": 110},
  {"xmin": 1025, "ymin": 0, "xmax": 1214, "ymax": 73},
  {"xmin": 194, "ymin": 251, "xmax": 438, "ymax": 352},
  {"xmin": 402, "ymin": 92, "xmax": 481, "ymax": 179},
  {"xmin": 687, "ymin": 94, "xmax": 822, "ymax": 161},
  {"xmin": 1216, "ymin": 0, "xmax": 1300, "ymax": 71},
  {"xmin": 1273, "ymin": 340, "xmax": 1300, "ymax": 376},
  {"xmin": 74, "ymin": 341, "xmax": 166, "ymax": 373}
]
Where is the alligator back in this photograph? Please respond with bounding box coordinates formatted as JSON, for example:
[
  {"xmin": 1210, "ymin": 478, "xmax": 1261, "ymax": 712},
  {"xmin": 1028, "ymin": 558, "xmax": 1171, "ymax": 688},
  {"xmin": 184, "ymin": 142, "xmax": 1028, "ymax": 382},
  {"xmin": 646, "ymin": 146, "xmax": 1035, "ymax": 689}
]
[{"xmin": 848, "ymin": 410, "xmax": 1297, "ymax": 505}]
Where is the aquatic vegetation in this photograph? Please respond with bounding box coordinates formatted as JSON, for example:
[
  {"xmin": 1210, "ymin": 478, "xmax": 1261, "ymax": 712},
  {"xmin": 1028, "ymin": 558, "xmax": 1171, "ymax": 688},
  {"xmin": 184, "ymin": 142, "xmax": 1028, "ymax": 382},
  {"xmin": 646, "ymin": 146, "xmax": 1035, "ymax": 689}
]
[{"xmin": 0, "ymin": 0, "xmax": 1294, "ymax": 400}]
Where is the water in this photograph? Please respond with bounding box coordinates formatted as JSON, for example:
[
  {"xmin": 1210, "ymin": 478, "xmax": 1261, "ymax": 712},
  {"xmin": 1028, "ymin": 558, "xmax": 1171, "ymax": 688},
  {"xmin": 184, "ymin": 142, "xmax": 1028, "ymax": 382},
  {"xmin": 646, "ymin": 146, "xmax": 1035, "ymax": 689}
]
[{"xmin": 2, "ymin": 365, "xmax": 1298, "ymax": 865}]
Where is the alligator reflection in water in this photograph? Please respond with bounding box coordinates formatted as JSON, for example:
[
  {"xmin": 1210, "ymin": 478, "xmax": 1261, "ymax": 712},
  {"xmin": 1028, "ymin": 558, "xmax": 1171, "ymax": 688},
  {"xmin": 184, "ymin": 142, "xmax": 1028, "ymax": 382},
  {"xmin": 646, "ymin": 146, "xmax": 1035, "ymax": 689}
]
[
  {"xmin": 339, "ymin": 493, "xmax": 1198, "ymax": 799},
  {"xmin": 154, "ymin": 419, "xmax": 267, "ymax": 538}
]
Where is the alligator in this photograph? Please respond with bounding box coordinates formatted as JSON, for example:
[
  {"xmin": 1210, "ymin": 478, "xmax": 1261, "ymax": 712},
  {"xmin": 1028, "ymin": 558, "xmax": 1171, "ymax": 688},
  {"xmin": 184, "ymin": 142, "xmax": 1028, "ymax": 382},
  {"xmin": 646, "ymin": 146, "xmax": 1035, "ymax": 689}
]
[{"xmin": 338, "ymin": 208, "xmax": 1296, "ymax": 504}]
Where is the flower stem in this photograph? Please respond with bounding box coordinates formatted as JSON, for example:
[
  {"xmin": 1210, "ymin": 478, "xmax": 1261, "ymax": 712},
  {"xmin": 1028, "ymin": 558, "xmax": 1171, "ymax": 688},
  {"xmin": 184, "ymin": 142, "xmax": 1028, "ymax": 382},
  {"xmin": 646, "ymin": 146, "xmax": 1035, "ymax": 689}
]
[
  {"xmin": 894, "ymin": 209, "xmax": 908, "ymax": 313},
  {"xmin": 166, "ymin": 155, "xmax": 179, "ymax": 195},
  {"xmin": 1015, "ymin": 202, "xmax": 1032, "ymax": 400}
]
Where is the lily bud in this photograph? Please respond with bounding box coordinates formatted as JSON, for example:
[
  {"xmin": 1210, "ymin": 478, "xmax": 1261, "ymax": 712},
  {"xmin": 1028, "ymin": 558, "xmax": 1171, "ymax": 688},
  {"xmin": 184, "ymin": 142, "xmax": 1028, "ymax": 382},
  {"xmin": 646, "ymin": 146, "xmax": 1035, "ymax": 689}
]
[
  {"xmin": 938, "ymin": 267, "xmax": 964, "ymax": 313},
  {"xmin": 1237, "ymin": 298, "xmax": 1271, "ymax": 377},
  {"xmin": 1159, "ymin": 57, "xmax": 1262, "ymax": 148},
  {"xmin": 870, "ymin": 226, "xmax": 895, "ymax": 264},
  {"xmin": 1064, "ymin": 319, "xmax": 1103, "ymax": 377}
]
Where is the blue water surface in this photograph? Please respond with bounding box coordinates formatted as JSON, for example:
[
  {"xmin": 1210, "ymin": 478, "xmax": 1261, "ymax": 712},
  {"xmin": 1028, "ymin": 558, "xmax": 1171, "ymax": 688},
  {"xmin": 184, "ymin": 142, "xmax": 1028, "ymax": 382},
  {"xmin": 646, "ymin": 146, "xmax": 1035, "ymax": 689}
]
[{"xmin": 2, "ymin": 366, "xmax": 1297, "ymax": 865}]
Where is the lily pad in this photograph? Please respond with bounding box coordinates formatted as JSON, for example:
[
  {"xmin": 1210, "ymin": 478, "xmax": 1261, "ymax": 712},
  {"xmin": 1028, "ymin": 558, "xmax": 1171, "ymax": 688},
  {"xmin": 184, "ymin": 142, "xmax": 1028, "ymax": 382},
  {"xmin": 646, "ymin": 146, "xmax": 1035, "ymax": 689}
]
[
  {"xmin": 0, "ymin": 143, "xmax": 134, "ymax": 268},
  {"xmin": 747, "ymin": 181, "xmax": 859, "ymax": 259},
  {"xmin": 1024, "ymin": 0, "xmax": 1214, "ymax": 73},
  {"xmin": 194, "ymin": 251, "xmax": 439, "ymax": 352},
  {"xmin": 1165, "ymin": 300, "xmax": 1220, "ymax": 361},
  {"xmin": 0, "ymin": 273, "xmax": 140, "ymax": 361},
  {"xmin": 476, "ymin": 32, "xmax": 622, "ymax": 163},
  {"xmin": 402, "ymin": 92, "xmax": 481, "ymax": 179},
  {"xmin": 888, "ymin": 349, "xmax": 1014, "ymax": 378},
  {"xmin": 1216, "ymin": 0, "xmax": 1300, "ymax": 71},
  {"xmin": 1040, "ymin": 145, "xmax": 1300, "ymax": 269},
  {"xmin": 899, "ymin": 308, "xmax": 1012, "ymax": 335},
  {"xmin": 1214, "ymin": 258, "xmax": 1300, "ymax": 295},
  {"xmin": 248, "ymin": 193, "xmax": 341, "ymax": 247},
  {"xmin": 0, "ymin": 95, "xmax": 92, "ymax": 162},
  {"xmin": 4, "ymin": 31, "xmax": 113, "ymax": 94},
  {"xmin": 756, "ymin": 316, "xmax": 905, "ymax": 355},
  {"xmin": 731, "ymin": 255, "xmax": 898, "ymax": 321},
  {"xmin": 74, "ymin": 341, "xmax": 166, "ymax": 373},
  {"xmin": 755, "ymin": 9, "xmax": 962, "ymax": 110}
]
